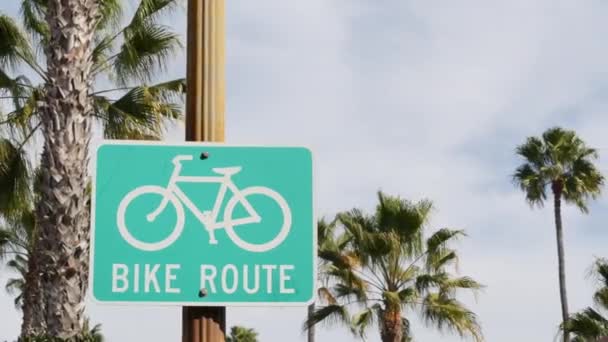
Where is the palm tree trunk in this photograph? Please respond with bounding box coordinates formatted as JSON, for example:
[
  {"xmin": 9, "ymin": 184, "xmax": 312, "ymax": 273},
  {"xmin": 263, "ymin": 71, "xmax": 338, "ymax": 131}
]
[
  {"xmin": 38, "ymin": 0, "xmax": 99, "ymax": 338},
  {"xmin": 20, "ymin": 244, "xmax": 45, "ymax": 337},
  {"xmin": 308, "ymin": 303, "xmax": 315, "ymax": 342},
  {"xmin": 380, "ymin": 308, "xmax": 403, "ymax": 342},
  {"xmin": 553, "ymin": 181, "xmax": 569, "ymax": 342}
]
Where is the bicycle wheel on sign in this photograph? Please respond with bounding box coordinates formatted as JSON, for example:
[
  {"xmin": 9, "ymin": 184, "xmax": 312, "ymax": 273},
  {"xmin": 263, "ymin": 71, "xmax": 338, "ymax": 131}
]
[
  {"xmin": 116, "ymin": 185, "xmax": 185, "ymax": 252},
  {"xmin": 224, "ymin": 186, "xmax": 292, "ymax": 253}
]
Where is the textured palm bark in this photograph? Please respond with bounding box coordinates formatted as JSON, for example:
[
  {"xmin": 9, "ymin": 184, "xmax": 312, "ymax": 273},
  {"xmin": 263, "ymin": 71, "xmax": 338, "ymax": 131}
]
[
  {"xmin": 20, "ymin": 243, "xmax": 46, "ymax": 337},
  {"xmin": 380, "ymin": 308, "xmax": 403, "ymax": 342},
  {"xmin": 38, "ymin": 0, "xmax": 99, "ymax": 337},
  {"xmin": 552, "ymin": 180, "xmax": 569, "ymax": 342}
]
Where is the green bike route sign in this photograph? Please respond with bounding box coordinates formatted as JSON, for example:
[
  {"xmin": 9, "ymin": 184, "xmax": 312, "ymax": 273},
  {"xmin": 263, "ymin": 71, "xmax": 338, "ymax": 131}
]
[{"xmin": 90, "ymin": 141, "xmax": 314, "ymax": 306}]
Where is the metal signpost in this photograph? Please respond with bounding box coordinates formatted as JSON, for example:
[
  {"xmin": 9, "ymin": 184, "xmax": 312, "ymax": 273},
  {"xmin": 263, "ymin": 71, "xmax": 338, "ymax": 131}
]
[{"xmin": 90, "ymin": 142, "xmax": 314, "ymax": 305}]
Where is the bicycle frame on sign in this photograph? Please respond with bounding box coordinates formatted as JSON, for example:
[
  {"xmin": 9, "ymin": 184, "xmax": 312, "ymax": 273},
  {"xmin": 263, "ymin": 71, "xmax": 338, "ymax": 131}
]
[{"xmin": 151, "ymin": 162, "xmax": 261, "ymax": 232}]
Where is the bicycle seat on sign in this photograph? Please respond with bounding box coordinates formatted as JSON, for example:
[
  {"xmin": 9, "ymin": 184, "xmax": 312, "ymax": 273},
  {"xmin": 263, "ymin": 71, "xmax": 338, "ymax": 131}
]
[{"xmin": 212, "ymin": 167, "xmax": 242, "ymax": 176}]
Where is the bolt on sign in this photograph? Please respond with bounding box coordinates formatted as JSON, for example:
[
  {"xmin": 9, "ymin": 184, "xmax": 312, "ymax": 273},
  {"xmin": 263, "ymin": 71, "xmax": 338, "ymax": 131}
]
[{"xmin": 90, "ymin": 141, "xmax": 315, "ymax": 305}]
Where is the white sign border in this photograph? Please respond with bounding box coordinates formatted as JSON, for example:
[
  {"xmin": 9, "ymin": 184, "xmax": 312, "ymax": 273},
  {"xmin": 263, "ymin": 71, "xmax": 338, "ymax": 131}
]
[{"xmin": 89, "ymin": 139, "xmax": 317, "ymax": 307}]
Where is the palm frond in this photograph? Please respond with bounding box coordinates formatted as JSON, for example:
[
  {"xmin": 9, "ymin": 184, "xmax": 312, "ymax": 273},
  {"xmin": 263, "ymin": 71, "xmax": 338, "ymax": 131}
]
[
  {"xmin": 5, "ymin": 276, "xmax": 24, "ymax": 309},
  {"xmin": 317, "ymin": 286, "xmax": 337, "ymax": 305},
  {"xmin": 98, "ymin": 0, "xmax": 122, "ymax": 32},
  {"xmin": 226, "ymin": 326, "xmax": 258, "ymax": 342},
  {"xmin": 351, "ymin": 304, "xmax": 381, "ymax": 338},
  {"xmin": 92, "ymin": 35, "xmax": 116, "ymax": 72},
  {"xmin": 426, "ymin": 229, "xmax": 464, "ymax": 253},
  {"xmin": 19, "ymin": 0, "xmax": 49, "ymax": 49},
  {"xmin": 304, "ymin": 304, "xmax": 351, "ymax": 331},
  {"xmin": 130, "ymin": 0, "xmax": 179, "ymax": 27},
  {"xmin": 397, "ymin": 287, "xmax": 417, "ymax": 304},
  {"xmin": 593, "ymin": 258, "xmax": 608, "ymax": 289},
  {"xmin": 563, "ymin": 156, "xmax": 604, "ymax": 213},
  {"xmin": 82, "ymin": 319, "xmax": 105, "ymax": 342},
  {"xmin": 6, "ymin": 254, "xmax": 28, "ymax": 275},
  {"xmin": 439, "ymin": 276, "xmax": 484, "ymax": 298},
  {"xmin": 375, "ymin": 192, "xmax": 429, "ymax": 256},
  {"xmin": 325, "ymin": 266, "xmax": 367, "ymax": 297},
  {"xmin": 513, "ymin": 163, "xmax": 547, "ymax": 207},
  {"xmin": 338, "ymin": 209, "xmax": 384, "ymax": 266},
  {"xmin": 335, "ymin": 283, "xmax": 367, "ymax": 303},
  {"xmin": 427, "ymin": 249, "xmax": 458, "ymax": 272},
  {"xmin": 0, "ymin": 139, "xmax": 31, "ymax": 218},
  {"xmin": 5, "ymin": 276, "xmax": 25, "ymax": 295},
  {"xmin": 563, "ymin": 308, "xmax": 608, "ymax": 340},
  {"xmin": 421, "ymin": 293, "xmax": 483, "ymax": 342},
  {"xmin": 0, "ymin": 209, "xmax": 34, "ymax": 259},
  {"xmin": 594, "ymin": 288, "xmax": 608, "ymax": 314},
  {"xmin": 317, "ymin": 217, "xmax": 337, "ymax": 245},
  {"xmin": 416, "ymin": 273, "xmax": 448, "ymax": 294},
  {"xmin": 0, "ymin": 227, "xmax": 17, "ymax": 259},
  {"xmin": 1, "ymin": 84, "xmax": 42, "ymax": 139},
  {"xmin": 94, "ymin": 79, "xmax": 184, "ymax": 140},
  {"xmin": 393, "ymin": 262, "xmax": 419, "ymax": 289},
  {"xmin": 0, "ymin": 14, "xmax": 34, "ymax": 70},
  {"xmin": 0, "ymin": 68, "xmax": 32, "ymax": 115},
  {"xmin": 515, "ymin": 136, "xmax": 545, "ymax": 171},
  {"xmin": 112, "ymin": 22, "xmax": 181, "ymax": 85}
]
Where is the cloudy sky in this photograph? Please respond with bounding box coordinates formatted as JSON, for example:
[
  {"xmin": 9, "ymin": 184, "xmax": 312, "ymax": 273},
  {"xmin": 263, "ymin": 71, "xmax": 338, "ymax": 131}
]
[{"xmin": 3, "ymin": 0, "xmax": 608, "ymax": 341}]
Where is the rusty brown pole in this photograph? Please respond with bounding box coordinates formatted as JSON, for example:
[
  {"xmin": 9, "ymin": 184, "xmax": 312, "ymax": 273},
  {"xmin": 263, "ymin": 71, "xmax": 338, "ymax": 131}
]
[{"xmin": 183, "ymin": 0, "xmax": 226, "ymax": 341}]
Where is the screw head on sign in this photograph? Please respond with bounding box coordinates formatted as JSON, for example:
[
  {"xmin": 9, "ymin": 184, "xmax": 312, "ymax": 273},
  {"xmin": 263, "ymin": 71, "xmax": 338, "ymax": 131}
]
[
  {"xmin": 198, "ymin": 288, "xmax": 208, "ymax": 298},
  {"xmin": 200, "ymin": 152, "xmax": 210, "ymax": 160}
]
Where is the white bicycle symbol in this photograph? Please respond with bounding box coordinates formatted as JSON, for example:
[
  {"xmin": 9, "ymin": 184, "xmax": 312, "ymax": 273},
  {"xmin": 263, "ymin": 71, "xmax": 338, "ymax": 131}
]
[{"xmin": 116, "ymin": 155, "xmax": 292, "ymax": 253}]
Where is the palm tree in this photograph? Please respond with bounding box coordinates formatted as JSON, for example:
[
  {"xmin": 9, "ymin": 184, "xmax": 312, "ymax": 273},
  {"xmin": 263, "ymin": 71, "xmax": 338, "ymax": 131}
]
[
  {"xmin": 513, "ymin": 127, "xmax": 604, "ymax": 342},
  {"xmin": 226, "ymin": 326, "xmax": 259, "ymax": 342},
  {"xmin": 0, "ymin": 0, "xmax": 184, "ymax": 337},
  {"xmin": 562, "ymin": 258, "xmax": 608, "ymax": 341},
  {"xmin": 306, "ymin": 192, "xmax": 483, "ymax": 342}
]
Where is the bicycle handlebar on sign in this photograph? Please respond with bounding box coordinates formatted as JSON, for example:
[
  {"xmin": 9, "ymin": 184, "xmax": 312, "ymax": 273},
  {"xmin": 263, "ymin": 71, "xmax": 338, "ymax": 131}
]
[{"xmin": 172, "ymin": 155, "xmax": 194, "ymax": 164}]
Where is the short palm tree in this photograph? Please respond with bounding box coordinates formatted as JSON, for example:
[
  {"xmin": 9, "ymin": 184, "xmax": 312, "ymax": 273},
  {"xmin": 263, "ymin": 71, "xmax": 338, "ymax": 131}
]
[
  {"xmin": 562, "ymin": 258, "xmax": 608, "ymax": 341},
  {"xmin": 307, "ymin": 192, "xmax": 483, "ymax": 342},
  {"xmin": 0, "ymin": 0, "xmax": 184, "ymax": 337},
  {"xmin": 513, "ymin": 127, "xmax": 604, "ymax": 342},
  {"xmin": 226, "ymin": 326, "xmax": 259, "ymax": 342}
]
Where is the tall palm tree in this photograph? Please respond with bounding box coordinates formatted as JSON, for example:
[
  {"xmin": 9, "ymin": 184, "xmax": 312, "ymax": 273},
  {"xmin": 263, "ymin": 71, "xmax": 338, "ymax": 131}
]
[
  {"xmin": 562, "ymin": 258, "xmax": 608, "ymax": 341},
  {"xmin": 0, "ymin": 0, "xmax": 184, "ymax": 337},
  {"xmin": 226, "ymin": 326, "xmax": 259, "ymax": 342},
  {"xmin": 513, "ymin": 127, "xmax": 604, "ymax": 342},
  {"xmin": 306, "ymin": 192, "xmax": 483, "ymax": 342}
]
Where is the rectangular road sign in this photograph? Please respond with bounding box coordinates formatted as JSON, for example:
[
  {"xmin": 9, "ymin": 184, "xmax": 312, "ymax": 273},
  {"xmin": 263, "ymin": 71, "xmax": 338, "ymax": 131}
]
[{"xmin": 90, "ymin": 141, "xmax": 314, "ymax": 305}]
